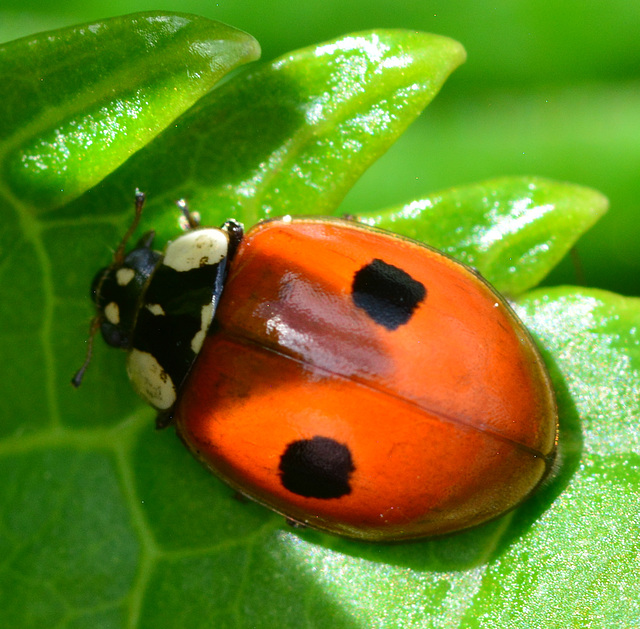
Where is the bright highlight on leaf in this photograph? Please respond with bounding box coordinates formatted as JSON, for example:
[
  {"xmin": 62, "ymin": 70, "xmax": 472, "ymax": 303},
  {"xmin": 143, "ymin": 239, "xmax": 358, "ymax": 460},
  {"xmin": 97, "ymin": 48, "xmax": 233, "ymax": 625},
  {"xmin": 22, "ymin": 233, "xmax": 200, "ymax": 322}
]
[
  {"xmin": 0, "ymin": 12, "xmax": 260, "ymax": 211},
  {"xmin": 356, "ymin": 176, "xmax": 609, "ymax": 295},
  {"xmin": 93, "ymin": 28, "xmax": 466, "ymax": 227}
]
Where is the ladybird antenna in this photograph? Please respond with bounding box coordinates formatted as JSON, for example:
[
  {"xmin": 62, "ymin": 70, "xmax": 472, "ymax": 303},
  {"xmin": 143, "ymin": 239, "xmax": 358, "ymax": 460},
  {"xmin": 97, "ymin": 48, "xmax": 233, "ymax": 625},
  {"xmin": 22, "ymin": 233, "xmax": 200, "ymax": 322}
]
[
  {"xmin": 72, "ymin": 190, "xmax": 146, "ymax": 387},
  {"xmin": 71, "ymin": 314, "xmax": 102, "ymax": 387},
  {"xmin": 113, "ymin": 189, "xmax": 146, "ymax": 265},
  {"xmin": 176, "ymin": 198, "xmax": 200, "ymax": 229}
]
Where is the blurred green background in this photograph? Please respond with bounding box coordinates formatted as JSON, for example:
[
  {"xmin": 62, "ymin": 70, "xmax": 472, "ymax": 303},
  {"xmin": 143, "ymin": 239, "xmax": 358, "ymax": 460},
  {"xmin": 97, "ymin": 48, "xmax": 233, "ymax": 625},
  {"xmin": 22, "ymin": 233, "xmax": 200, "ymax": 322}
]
[{"xmin": 2, "ymin": 0, "xmax": 639, "ymax": 295}]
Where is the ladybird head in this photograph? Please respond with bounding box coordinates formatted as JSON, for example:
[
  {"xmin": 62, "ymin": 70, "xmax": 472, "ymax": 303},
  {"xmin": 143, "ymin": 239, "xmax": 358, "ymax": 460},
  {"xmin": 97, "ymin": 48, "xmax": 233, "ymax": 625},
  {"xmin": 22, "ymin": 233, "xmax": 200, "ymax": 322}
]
[
  {"xmin": 72, "ymin": 189, "xmax": 151, "ymax": 387},
  {"xmin": 73, "ymin": 191, "xmax": 244, "ymax": 393},
  {"xmin": 91, "ymin": 232, "xmax": 161, "ymax": 349}
]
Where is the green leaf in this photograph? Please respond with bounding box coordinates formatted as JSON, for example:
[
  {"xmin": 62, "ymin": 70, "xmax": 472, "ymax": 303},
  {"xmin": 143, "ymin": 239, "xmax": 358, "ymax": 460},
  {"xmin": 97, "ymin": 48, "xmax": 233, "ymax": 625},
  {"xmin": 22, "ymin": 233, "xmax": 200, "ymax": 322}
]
[
  {"xmin": 463, "ymin": 287, "xmax": 640, "ymax": 628},
  {"xmin": 0, "ymin": 12, "xmax": 260, "ymax": 210},
  {"xmin": 2, "ymin": 15, "xmax": 637, "ymax": 629},
  {"xmin": 356, "ymin": 176, "xmax": 609, "ymax": 295},
  {"xmin": 68, "ymin": 28, "xmax": 466, "ymax": 234}
]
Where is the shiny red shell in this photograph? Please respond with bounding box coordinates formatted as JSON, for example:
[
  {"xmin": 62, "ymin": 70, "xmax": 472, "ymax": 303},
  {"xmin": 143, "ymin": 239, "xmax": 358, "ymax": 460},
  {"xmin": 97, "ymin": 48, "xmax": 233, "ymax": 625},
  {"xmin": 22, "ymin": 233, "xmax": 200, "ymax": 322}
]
[{"xmin": 174, "ymin": 218, "xmax": 557, "ymax": 541}]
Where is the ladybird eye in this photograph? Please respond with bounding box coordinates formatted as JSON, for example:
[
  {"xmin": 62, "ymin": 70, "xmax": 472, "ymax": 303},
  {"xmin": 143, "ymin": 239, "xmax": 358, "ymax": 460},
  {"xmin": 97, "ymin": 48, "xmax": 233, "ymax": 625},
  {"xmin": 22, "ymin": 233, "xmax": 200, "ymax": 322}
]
[
  {"xmin": 352, "ymin": 258, "xmax": 426, "ymax": 330},
  {"xmin": 90, "ymin": 267, "xmax": 109, "ymax": 305},
  {"xmin": 99, "ymin": 320, "xmax": 130, "ymax": 348}
]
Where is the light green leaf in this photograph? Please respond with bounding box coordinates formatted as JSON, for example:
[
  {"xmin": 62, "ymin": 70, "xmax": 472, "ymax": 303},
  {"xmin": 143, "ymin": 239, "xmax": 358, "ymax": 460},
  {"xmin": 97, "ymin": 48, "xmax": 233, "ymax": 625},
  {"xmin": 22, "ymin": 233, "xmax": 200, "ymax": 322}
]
[
  {"xmin": 0, "ymin": 12, "xmax": 260, "ymax": 210},
  {"xmin": 356, "ymin": 176, "xmax": 608, "ymax": 295},
  {"xmin": 68, "ymin": 28, "xmax": 466, "ymax": 234}
]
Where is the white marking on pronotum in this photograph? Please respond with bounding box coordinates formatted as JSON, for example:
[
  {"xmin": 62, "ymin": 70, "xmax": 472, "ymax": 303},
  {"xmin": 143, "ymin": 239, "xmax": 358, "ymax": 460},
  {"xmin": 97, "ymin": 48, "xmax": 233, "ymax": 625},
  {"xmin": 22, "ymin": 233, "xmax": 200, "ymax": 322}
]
[
  {"xmin": 146, "ymin": 303, "xmax": 165, "ymax": 316},
  {"xmin": 127, "ymin": 349, "xmax": 177, "ymax": 410},
  {"xmin": 116, "ymin": 267, "xmax": 135, "ymax": 286},
  {"xmin": 163, "ymin": 229, "xmax": 228, "ymax": 272},
  {"xmin": 191, "ymin": 303, "xmax": 215, "ymax": 354}
]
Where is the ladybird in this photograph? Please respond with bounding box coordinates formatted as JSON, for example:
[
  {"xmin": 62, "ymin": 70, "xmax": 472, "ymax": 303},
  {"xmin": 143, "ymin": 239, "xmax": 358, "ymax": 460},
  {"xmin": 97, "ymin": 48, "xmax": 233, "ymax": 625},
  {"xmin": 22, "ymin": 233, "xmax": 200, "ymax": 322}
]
[{"xmin": 75, "ymin": 191, "xmax": 558, "ymax": 542}]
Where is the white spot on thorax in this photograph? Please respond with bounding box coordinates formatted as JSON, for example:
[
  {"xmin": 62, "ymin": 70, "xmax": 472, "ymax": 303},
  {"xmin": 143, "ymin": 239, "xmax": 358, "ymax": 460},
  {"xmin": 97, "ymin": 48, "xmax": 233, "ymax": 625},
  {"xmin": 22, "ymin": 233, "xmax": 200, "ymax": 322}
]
[
  {"xmin": 146, "ymin": 303, "xmax": 165, "ymax": 316},
  {"xmin": 190, "ymin": 302, "xmax": 214, "ymax": 354},
  {"xmin": 163, "ymin": 228, "xmax": 228, "ymax": 272},
  {"xmin": 127, "ymin": 349, "xmax": 177, "ymax": 410},
  {"xmin": 116, "ymin": 267, "xmax": 135, "ymax": 286}
]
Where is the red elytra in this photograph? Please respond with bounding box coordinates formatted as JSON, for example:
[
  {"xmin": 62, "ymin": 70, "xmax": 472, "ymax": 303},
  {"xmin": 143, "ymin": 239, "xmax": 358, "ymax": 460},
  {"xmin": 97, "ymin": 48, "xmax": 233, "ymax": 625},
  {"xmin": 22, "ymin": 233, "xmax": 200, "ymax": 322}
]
[{"xmin": 174, "ymin": 217, "xmax": 558, "ymax": 541}]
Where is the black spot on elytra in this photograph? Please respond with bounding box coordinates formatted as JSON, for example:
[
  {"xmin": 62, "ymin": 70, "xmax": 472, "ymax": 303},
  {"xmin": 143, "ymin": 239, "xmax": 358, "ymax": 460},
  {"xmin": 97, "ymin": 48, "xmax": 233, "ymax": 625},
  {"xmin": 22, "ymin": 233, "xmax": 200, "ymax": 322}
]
[
  {"xmin": 352, "ymin": 258, "xmax": 426, "ymax": 330},
  {"xmin": 279, "ymin": 436, "xmax": 355, "ymax": 499}
]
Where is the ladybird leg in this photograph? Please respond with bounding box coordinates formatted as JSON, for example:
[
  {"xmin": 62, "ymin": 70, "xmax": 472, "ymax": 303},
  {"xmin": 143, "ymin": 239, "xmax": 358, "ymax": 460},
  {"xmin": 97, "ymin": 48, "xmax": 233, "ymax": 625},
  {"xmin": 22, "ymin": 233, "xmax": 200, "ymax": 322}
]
[
  {"xmin": 155, "ymin": 409, "xmax": 175, "ymax": 430},
  {"xmin": 285, "ymin": 517, "xmax": 308, "ymax": 530},
  {"xmin": 232, "ymin": 491, "xmax": 250, "ymax": 504},
  {"xmin": 176, "ymin": 199, "xmax": 200, "ymax": 230},
  {"xmin": 221, "ymin": 219, "xmax": 244, "ymax": 260}
]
